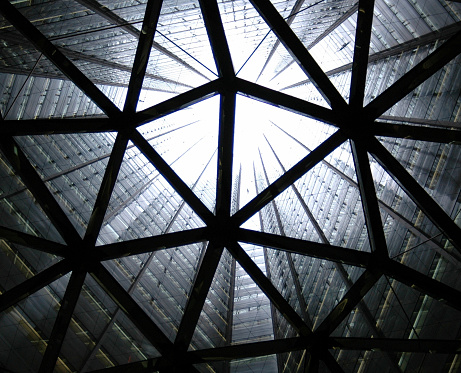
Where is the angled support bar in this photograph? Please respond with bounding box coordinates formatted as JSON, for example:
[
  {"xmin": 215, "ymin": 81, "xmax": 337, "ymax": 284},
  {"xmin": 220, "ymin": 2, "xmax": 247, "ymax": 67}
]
[
  {"xmin": 236, "ymin": 78, "xmax": 339, "ymax": 126},
  {"xmin": 365, "ymin": 30, "xmax": 461, "ymax": 119},
  {"xmin": 233, "ymin": 131, "xmax": 347, "ymax": 225},
  {"xmin": 237, "ymin": 228, "xmax": 371, "ymax": 268},
  {"xmin": 249, "ymin": 0, "xmax": 349, "ymax": 112},
  {"xmin": 124, "ymin": 0, "xmax": 163, "ymax": 113},
  {"xmin": 134, "ymin": 79, "xmax": 222, "ymax": 126},
  {"xmin": 373, "ymin": 121, "xmax": 461, "ymax": 143},
  {"xmin": 368, "ymin": 137, "xmax": 461, "ymax": 252}
]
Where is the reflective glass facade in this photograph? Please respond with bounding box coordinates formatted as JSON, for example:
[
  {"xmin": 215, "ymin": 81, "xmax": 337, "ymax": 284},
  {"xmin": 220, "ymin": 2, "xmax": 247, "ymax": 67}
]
[{"xmin": 0, "ymin": 0, "xmax": 461, "ymax": 372}]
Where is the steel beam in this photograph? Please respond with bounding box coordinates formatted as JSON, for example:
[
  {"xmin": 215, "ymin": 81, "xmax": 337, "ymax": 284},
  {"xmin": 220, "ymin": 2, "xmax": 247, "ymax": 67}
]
[
  {"xmin": 272, "ymin": 3, "xmax": 358, "ymax": 82},
  {"xmin": 368, "ymin": 137, "xmax": 461, "ymax": 252},
  {"xmin": 249, "ymin": 0, "xmax": 349, "ymax": 112},
  {"xmin": 124, "ymin": 0, "xmax": 163, "ymax": 113},
  {"xmin": 174, "ymin": 243, "xmax": 224, "ymax": 351},
  {"xmin": 233, "ymin": 131, "xmax": 347, "ymax": 225},
  {"xmin": 134, "ymin": 79, "xmax": 222, "ymax": 126},
  {"xmin": 39, "ymin": 269, "xmax": 86, "ymax": 373},
  {"xmin": 364, "ymin": 30, "xmax": 461, "ymax": 120},
  {"xmin": 0, "ymin": 226, "xmax": 68, "ymax": 257},
  {"xmin": 0, "ymin": 0, "xmax": 121, "ymax": 118},
  {"xmin": 236, "ymin": 78, "xmax": 339, "ymax": 126},
  {"xmin": 97, "ymin": 227, "xmax": 208, "ymax": 260},
  {"xmin": 187, "ymin": 336, "xmax": 461, "ymax": 362},
  {"xmin": 349, "ymin": 0, "xmax": 375, "ymax": 108},
  {"xmin": 215, "ymin": 92, "xmax": 236, "ymax": 217},
  {"xmin": 198, "ymin": 0, "xmax": 234, "ymax": 78},
  {"xmin": 350, "ymin": 139, "xmax": 388, "ymax": 257},
  {"xmin": 381, "ymin": 259, "xmax": 461, "ymax": 312},
  {"xmin": 373, "ymin": 121, "xmax": 461, "ymax": 143},
  {"xmin": 130, "ymin": 130, "xmax": 214, "ymax": 224},
  {"xmin": 0, "ymin": 259, "xmax": 73, "ymax": 313},
  {"xmin": 237, "ymin": 229, "xmax": 371, "ymax": 267},
  {"xmin": 0, "ymin": 137, "xmax": 82, "ymax": 245},
  {"xmin": 378, "ymin": 115, "xmax": 461, "ymax": 130},
  {"xmin": 84, "ymin": 133, "xmax": 129, "ymax": 246}
]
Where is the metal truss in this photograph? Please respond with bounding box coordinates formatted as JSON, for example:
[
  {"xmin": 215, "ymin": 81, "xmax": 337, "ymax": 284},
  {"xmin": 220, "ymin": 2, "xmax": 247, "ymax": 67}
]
[{"xmin": 0, "ymin": 0, "xmax": 461, "ymax": 372}]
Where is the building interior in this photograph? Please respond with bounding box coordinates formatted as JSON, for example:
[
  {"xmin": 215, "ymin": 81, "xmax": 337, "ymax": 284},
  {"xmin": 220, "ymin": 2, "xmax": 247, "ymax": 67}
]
[{"xmin": 0, "ymin": 0, "xmax": 461, "ymax": 372}]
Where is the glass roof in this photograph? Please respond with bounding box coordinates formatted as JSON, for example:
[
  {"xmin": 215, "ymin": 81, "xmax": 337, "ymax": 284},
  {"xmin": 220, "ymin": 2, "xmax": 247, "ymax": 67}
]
[{"xmin": 0, "ymin": 0, "xmax": 461, "ymax": 372}]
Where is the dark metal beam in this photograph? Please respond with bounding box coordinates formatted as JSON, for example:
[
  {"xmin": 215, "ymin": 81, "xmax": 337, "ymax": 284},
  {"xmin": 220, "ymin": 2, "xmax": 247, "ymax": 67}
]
[
  {"xmin": 349, "ymin": 0, "xmax": 375, "ymax": 108},
  {"xmin": 0, "ymin": 137, "xmax": 82, "ymax": 245},
  {"xmin": 84, "ymin": 133, "xmax": 129, "ymax": 246},
  {"xmin": 215, "ymin": 92, "xmax": 236, "ymax": 217},
  {"xmin": 227, "ymin": 242, "xmax": 311, "ymax": 336},
  {"xmin": 373, "ymin": 121, "xmax": 461, "ymax": 143},
  {"xmin": 379, "ymin": 116, "xmax": 461, "ymax": 130},
  {"xmin": 0, "ymin": 259, "xmax": 73, "ymax": 313},
  {"xmin": 350, "ymin": 139, "xmax": 388, "ymax": 257},
  {"xmin": 39, "ymin": 269, "xmax": 86, "ymax": 373},
  {"xmin": 124, "ymin": 0, "xmax": 163, "ymax": 113},
  {"xmin": 134, "ymin": 79, "xmax": 222, "ymax": 126},
  {"xmin": 198, "ymin": 0, "xmax": 234, "ymax": 78},
  {"xmin": 368, "ymin": 137, "xmax": 461, "ymax": 252},
  {"xmin": 0, "ymin": 226, "xmax": 68, "ymax": 257},
  {"xmin": 174, "ymin": 243, "xmax": 224, "ymax": 351},
  {"xmin": 130, "ymin": 130, "xmax": 214, "ymax": 224},
  {"xmin": 249, "ymin": 0, "xmax": 349, "ymax": 112},
  {"xmin": 314, "ymin": 270, "xmax": 382, "ymax": 336},
  {"xmin": 97, "ymin": 227, "xmax": 208, "ymax": 260},
  {"xmin": 233, "ymin": 131, "xmax": 346, "ymax": 225},
  {"xmin": 382, "ymin": 259, "xmax": 461, "ymax": 312},
  {"xmin": 187, "ymin": 336, "xmax": 461, "ymax": 363},
  {"xmin": 237, "ymin": 229, "xmax": 371, "ymax": 267},
  {"xmin": 272, "ymin": 2, "xmax": 358, "ymax": 82},
  {"xmin": 236, "ymin": 78, "xmax": 339, "ymax": 126},
  {"xmin": 364, "ymin": 30, "xmax": 461, "ymax": 120},
  {"xmin": 0, "ymin": 1, "xmax": 121, "ymax": 118}
]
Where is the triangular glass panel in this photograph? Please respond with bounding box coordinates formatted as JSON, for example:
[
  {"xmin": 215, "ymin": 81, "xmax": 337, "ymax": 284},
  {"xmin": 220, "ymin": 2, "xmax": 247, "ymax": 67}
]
[
  {"xmin": 127, "ymin": 243, "xmax": 205, "ymax": 343},
  {"xmin": 190, "ymin": 248, "xmax": 234, "ymax": 350},
  {"xmin": 148, "ymin": 0, "xmax": 217, "ymax": 92},
  {"xmin": 231, "ymin": 244, "xmax": 276, "ymax": 345},
  {"xmin": 12, "ymin": 132, "xmax": 116, "ymax": 239},
  {"xmin": 138, "ymin": 95, "xmax": 219, "ymax": 211},
  {"xmin": 99, "ymin": 139, "xmax": 207, "ymax": 245}
]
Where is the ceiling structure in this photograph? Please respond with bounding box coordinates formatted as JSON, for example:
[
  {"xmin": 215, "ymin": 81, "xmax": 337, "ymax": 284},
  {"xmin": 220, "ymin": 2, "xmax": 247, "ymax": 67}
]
[{"xmin": 0, "ymin": 0, "xmax": 461, "ymax": 372}]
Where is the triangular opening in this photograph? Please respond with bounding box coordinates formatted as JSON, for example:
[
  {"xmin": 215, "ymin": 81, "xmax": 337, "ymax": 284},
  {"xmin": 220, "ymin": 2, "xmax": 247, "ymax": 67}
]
[{"xmin": 190, "ymin": 249, "xmax": 234, "ymax": 350}]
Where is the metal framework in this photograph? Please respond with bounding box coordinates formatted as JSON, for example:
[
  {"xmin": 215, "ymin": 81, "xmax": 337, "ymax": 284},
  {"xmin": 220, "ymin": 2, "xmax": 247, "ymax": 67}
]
[{"xmin": 0, "ymin": 0, "xmax": 461, "ymax": 372}]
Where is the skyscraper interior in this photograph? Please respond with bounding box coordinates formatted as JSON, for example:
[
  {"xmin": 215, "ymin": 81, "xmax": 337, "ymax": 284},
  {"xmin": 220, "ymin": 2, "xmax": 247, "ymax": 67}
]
[{"xmin": 0, "ymin": 0, "xmax": 460, "ymax": 372}]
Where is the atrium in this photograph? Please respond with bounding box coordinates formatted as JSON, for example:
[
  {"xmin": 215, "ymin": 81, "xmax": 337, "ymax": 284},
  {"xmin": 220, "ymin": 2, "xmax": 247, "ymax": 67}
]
[{"xmin": 0, "ymin": 0, "xmax": 461, "ymax": 372}]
